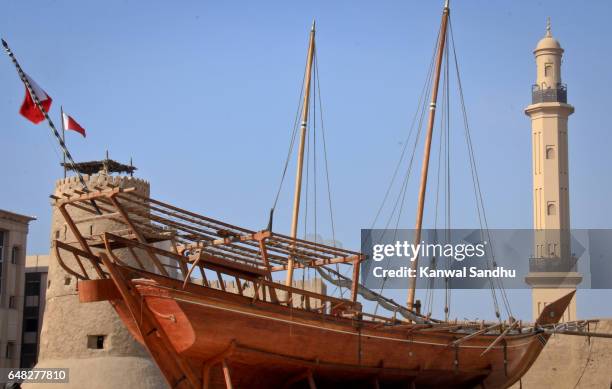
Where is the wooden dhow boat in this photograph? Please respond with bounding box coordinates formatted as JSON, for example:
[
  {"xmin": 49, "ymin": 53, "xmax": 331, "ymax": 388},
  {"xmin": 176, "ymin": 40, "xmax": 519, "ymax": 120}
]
[
  {"xmin": 48, "ymin": 2, "xmax": 579, "ymax": 388},
  {"xmin": 52, "ymin": 186, "xmax": 574, "ymax": 389}
]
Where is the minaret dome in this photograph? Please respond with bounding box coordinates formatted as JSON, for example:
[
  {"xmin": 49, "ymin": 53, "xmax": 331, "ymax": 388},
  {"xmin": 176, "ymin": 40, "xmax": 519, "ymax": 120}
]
[{"xmin": 534, "ymin": 17, "xmax": 564, "ymax": 91}]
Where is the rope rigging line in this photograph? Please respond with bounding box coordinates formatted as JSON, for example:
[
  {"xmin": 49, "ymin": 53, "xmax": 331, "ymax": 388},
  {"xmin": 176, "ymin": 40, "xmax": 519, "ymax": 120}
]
[
  {"xmin": 370, "ymin": 26, "xmax": 441, "ymax": 230},
  {"xmin": 270, "ymin": 42, "xmax": 309, "ymax": 216},
  {"xmin": 313, "ymin": 47, "xmax": 346, "ymax": 299},
  {"xmin": 369, "ymin": 14, "xmax": 513, "ymax": 322},
  {"xmin": 371, "ymin": 22, "xmax": 442, "ymax": 317},
  {"xmin": 268, "ymin": 33, "xmax": 347, "ymax": 299},
  {"xmin": 315, "ymin": 264, "xmax": 437, "ymax": 324},
  {"xmin": 424, "ymin": 113, "xmax": 447, "ymax": 317},
  {"xmin": 372, "ymin": 68, "xmax": 434, "ymax": 316},
  {"xmin": 448, "ymin": 17, "xmax": 513, "ymax": 320}
]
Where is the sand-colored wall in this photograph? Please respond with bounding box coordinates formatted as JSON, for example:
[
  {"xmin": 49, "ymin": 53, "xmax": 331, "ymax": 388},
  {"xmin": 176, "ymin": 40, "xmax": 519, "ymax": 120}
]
[
  {"xmin": 512, "ymin": 319, "xmax": 612, "ymax": 388},
  {"xmin": 25, "ymin": 173, "xmax": 166, "ymax": 389}
]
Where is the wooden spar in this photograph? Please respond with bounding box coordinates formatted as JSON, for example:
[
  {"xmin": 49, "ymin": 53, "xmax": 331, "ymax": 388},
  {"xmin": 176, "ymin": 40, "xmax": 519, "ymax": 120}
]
[
  {"xmin": 351, "ymin": 256, "xmax": 360, "ymax": 303},
  {"xmin": 221, "ymin": 360, "xmax": 234, "ymax": 389},
  {"xmin": 406, "ymin": 0, "xmax": 450, "ymax": 311},
  {"xmin": 450, "ymin": 323, "xmax": 501, "ymax": 347},
  {"xmin": 480, "ymin": 320, "xmax": 519, "ymax": 356},
  {"xmin": 543, "ymin": 329, "xmax": 612, "ymax": 339},
  {"xmin": 108, "ymin": 194, "xmax": 170, "ymax": 277},
  {"xmin": 286, "ymin": 21, "xmax": 317, "ymax": 288},
  {"xmin": 57, "ymin": 204, "xmax": 106, "ymax": 278}
]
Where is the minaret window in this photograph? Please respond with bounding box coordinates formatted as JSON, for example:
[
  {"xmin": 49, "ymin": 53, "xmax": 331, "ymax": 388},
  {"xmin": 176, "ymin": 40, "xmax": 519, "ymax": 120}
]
[
  {"xmin": 547, "ymin": 202, "xmax": 557, "ymax": 216},
  {"xmin": 545, "ymin": 63, "xmax": 553, "ymax": 77},
  {"xmin": 546, "ymin": 146, "xmax": 555, "ymax": 159}
]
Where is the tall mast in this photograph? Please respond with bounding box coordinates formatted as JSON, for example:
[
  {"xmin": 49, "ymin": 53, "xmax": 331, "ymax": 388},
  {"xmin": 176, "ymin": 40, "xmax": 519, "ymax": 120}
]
[
  {"xmin": 407, "ymin": 0, "xmax": 450, "ymax": 310},
  {"xmin": 286, "ymin": 21, "xmax": 316, "ymax": 287}
]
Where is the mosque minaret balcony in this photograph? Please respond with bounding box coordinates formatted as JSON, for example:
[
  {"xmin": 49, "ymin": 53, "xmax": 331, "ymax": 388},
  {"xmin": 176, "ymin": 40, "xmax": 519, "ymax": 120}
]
[{"xmin": 531, "ymin": 83, "xmax": 567, "ymax": 104}]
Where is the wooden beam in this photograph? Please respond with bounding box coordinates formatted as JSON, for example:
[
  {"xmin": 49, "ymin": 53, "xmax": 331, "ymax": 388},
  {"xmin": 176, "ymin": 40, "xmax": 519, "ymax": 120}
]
[
  {"xmin": 188, "ymin": 249, "xmax": 268, "ymax": 277},
  {"xmin": 270, "ymin": 254, "xmax": 362, "ymax": 271},
  {"xmin": 97, "ymin": 252, "xmax": 201, "ymax": 388},
  {"xmin": 53, "ymin": 186, "xmax": 135, "ymax": 207},
  {"xmin": 57, "ymin": 204, "xmax": 106, "ymax": 278},
  {"xmin": 351, "ymin": 256, "xmax": 360, "ymax": 303},
  {"xmin": 407, "ymin": 1, "xmax": 451, "ymax": 311},
  {"xmin": 258, "ymin": 238, "xmax": 279, "ymax": 303},
  {"xmin": 450, "ymin": 323, "xmax": 501, "ymax": 347},
  {"xmin": 221, "ymin": 359, "xmax": 233, "ymax": 389},
  {"xmin": 480, "ymin": 321, "xmax": 519, "ymax": 356},
  {"xmin": 108, "ymin": 195, "xmax": 169, "ymax": 276},
  {"xmin": 72, "ymin": 212, "xmax": 121, "ymax": 225},
  {"xmin": 234, "ymin": 343, "xmax": 421, "ymax": 377},
  {"xmin": 53, "ymin": 242, "xmax": 90, "ymax": 280},
  {"xmin": 202, "ymin": 364, "xmax": 211, "ymax": 389}
]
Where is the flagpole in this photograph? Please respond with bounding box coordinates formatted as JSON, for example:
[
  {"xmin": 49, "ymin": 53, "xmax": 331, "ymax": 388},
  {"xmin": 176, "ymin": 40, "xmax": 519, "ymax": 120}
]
[
  {"xmin": 61, "ymin": 105, "xmax": 66, "ymax": 178},
  {"xmin": 1, "ymin": 38, "xmax": 100, "ymax": 214}
]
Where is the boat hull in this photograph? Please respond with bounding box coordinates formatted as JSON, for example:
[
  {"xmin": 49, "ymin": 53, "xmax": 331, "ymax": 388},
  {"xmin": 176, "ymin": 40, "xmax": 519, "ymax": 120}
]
[{"xmin": 95, "ymin": 274, "xmax": 548, "ymax": 389}]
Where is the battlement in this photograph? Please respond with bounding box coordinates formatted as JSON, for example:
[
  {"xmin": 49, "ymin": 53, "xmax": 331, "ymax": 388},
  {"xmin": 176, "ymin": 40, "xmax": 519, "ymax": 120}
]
[{"xmin": 54, "ymin": 173, "xmax": 150, "ymax": 197}]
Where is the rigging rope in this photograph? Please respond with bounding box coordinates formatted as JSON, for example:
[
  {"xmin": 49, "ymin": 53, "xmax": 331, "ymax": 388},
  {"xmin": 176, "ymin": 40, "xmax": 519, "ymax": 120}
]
[
  {"xmin": 270, "ymin": 41, "xmax": 309, "ymax": 215},
  {"xmin": 371, "ymin": 20, "xmax": 440, "ymax": 317},
  {"xmin": 314, "ymin": 47, "xmax": 346, "ymax": 298},
  {"xmin": 316, "ymin": 265, "xmax": 438, "ymax": 324},
  {"xmin": 448, "ymin": 17, "xmax": 513, "ymax": 320},
  {"xmin": 370, "ymin": 15, "xmax": 514, "ymax": 322}
]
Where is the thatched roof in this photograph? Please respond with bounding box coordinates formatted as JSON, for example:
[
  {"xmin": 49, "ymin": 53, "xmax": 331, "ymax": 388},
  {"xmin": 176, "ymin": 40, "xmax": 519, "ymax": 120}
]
[{"xmin": 62, "ymin": 159, "xmax": 136, "ymax": 175}]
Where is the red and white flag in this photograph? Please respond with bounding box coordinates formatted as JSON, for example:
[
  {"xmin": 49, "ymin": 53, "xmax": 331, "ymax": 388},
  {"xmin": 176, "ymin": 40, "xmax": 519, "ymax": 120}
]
[
  {"xmin": 20, "ymin": 73, "xmax": 53, "ymax": 124},
  {"xmin": 62, "ymin": 111, "xmax": 86, "ymax": 137}
]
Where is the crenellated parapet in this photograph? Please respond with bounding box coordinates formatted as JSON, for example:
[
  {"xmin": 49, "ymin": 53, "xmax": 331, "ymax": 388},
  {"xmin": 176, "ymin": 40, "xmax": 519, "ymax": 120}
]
[{"xmin": 54, "ymin": 173, "xmax": 150, "ymax": 197}]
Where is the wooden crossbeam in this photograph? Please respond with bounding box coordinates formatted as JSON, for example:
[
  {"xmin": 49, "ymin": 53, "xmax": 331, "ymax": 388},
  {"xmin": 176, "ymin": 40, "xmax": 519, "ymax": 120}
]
[
  {"xmin": 450, "ymin": 323, "xmax": 502, "ymax": 347},
  {"xmin": 53, "ymin": 186, "xmax": 136, "ymax": 206},
  {"xmin": 480, "ymin": 321, "xmax": 520, "ymax": 356},
  {"xmin": 270, "ymin": 254, "xmax": 362, "ymax": 271}
]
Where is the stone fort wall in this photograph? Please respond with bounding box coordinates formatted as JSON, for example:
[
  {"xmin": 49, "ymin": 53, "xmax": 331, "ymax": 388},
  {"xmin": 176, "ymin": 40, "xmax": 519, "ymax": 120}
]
[{"xmin": 25, "ymin": 172, "xmax": 166, "ymax": 389}]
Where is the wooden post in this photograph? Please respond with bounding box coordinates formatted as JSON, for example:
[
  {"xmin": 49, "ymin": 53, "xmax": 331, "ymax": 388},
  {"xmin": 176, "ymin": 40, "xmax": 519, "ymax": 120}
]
[
  {"xmin": 407, "ymin": 0, "xmax": 450, "ymax": 311},
  {"xmin": 286, "ymin": 21, "xmax": 317, "ymax": 288},
  {"xmin": 221, "ymin": 359, "xmax": 234, "ymax": 389},
  {"xmin": 202, "ymin": 364, "xmax": 211, "ymax": 389},
  {"xmin": 351, "ymin": 256, "xmax": 360, "ymax": 303},
  {"xmin": 258, "ymin": 237, "xmax": 279, "ymax": 302},
  {"xmin": 306, "ymin": 370, "xmax": 317, "ymax": 389}
]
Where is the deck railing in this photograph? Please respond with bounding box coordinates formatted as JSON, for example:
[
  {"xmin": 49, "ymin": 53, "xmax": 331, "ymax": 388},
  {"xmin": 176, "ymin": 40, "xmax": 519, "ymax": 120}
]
[{"xmin": 51, "ymin": 186, "xmax": 367, "ymax": 319}]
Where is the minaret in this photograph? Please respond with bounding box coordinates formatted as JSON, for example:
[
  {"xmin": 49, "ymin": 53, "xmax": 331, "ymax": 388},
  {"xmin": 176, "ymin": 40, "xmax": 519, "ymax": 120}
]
[{"xmin": 525, "ymin": 18, "xmax": 581, "ymax": 322}]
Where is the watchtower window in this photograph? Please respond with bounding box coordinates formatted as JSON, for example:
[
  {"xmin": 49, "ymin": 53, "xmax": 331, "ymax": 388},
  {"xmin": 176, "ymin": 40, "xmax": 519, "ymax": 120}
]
[
  {"xmin": 547, "ymin": 202, "xmax": 557, "ymax": 216},
  {"xmin": 87, "ymin": 335, "xmax": 106, "ymax": 349},
  {"xmin": 546, "ymin": 146, "xmax": 555, "ymax": 159}
]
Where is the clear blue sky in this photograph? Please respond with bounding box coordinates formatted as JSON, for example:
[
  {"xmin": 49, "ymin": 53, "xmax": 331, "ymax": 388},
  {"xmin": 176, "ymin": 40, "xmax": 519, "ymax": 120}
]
[{"xmin": 1, "ymin": 0, "xmax": 611, "ymax": 320}]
